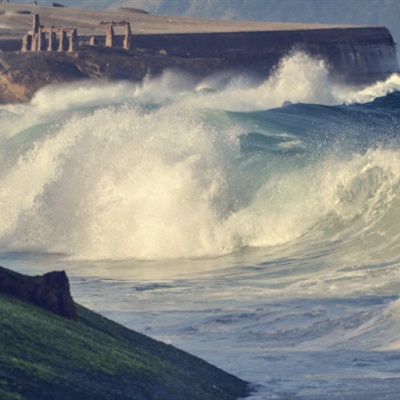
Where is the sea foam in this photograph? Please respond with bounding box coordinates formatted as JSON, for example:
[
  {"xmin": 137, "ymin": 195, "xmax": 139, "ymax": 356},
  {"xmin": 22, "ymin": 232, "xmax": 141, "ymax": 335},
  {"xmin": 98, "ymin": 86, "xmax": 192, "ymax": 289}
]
[{"xmin": 0, "ymin": 52, "xmax": 399, "ymax": 261}]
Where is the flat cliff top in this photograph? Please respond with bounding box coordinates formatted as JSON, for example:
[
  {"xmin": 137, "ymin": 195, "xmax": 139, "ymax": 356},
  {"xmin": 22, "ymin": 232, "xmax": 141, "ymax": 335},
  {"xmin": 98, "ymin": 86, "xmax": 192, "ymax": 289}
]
[{"xmin": 0, "ymin": 2, "xmax": 361, "ymax": 39}]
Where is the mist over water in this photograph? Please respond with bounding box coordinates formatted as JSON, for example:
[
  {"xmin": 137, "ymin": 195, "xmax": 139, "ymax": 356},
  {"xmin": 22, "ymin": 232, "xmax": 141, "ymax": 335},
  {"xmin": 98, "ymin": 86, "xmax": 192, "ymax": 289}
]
[{"xmin": 2, "ymin": 52, "xmax": 400, "ymax": 399}]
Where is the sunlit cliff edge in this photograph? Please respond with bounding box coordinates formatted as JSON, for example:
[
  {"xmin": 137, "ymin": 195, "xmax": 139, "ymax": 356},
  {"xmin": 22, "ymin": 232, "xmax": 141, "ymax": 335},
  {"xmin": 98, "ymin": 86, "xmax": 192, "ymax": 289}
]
[{"xmin": 0, "ymin": 3, "xmax": 398, "ymax": 103}]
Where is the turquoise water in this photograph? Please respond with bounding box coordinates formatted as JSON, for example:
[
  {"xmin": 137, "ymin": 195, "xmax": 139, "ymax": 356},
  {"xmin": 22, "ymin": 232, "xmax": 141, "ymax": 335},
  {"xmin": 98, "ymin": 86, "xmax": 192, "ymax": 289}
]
[{"xmin": 1, "ymin": 52, "xmax": 400, "ymax": 398}]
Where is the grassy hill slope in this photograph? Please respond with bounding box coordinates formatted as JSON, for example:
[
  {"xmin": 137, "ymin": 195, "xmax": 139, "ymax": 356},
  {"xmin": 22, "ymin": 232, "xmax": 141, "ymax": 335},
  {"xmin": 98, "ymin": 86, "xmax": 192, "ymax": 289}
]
[{"xmin": 0, "ymin": 293, "xmax": 249, "ymax": 400}]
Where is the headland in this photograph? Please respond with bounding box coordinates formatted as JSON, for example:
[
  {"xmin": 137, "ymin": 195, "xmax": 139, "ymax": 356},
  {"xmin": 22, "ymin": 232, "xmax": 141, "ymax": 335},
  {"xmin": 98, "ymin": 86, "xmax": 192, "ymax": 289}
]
[{"xmin": 0, "ymin": 3, "xmax": 398, "ymax": 103}]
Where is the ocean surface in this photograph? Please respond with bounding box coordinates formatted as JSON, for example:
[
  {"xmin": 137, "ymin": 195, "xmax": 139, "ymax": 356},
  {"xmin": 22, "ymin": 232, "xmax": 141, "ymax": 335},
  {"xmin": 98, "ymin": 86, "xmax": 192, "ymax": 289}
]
[{"xmin": 1, "ymin": 52, "xmax": 400, "ymax": 399}]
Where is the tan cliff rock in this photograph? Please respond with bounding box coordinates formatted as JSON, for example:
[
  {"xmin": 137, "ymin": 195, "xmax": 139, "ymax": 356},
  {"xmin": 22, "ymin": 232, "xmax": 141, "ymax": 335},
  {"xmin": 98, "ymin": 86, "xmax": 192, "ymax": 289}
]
[{"xmin": 0, "ymin": 3, "xmax": 398, "ymax": 103}]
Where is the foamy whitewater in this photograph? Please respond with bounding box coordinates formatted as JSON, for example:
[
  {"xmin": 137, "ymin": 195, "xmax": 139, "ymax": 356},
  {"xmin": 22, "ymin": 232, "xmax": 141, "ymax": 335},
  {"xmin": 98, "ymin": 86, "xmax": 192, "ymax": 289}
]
[{"xmin": 2, "ymin": 52, "xmax": 400, "ymax": 399}]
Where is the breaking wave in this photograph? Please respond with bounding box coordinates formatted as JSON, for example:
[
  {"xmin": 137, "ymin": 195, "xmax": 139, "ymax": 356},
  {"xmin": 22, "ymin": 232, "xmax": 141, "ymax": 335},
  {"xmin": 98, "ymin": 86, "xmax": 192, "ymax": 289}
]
[{"xmin": 0, "ymin": 52, "xmax": 399, "ymax": 261}]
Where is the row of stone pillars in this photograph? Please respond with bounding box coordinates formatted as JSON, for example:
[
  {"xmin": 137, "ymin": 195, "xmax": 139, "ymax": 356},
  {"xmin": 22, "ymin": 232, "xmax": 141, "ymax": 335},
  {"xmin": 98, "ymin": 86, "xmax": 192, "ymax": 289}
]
[
  {"xmin": 21, "ymin": 15, "xmax": 133, "ymax": 52},
  {"xmin": 98, "ymin": 21, "xmax": 132, "ymax": 51},
  {"xmin": 22, "ymin": 14, "xmax": 79, "ymax": 52}
]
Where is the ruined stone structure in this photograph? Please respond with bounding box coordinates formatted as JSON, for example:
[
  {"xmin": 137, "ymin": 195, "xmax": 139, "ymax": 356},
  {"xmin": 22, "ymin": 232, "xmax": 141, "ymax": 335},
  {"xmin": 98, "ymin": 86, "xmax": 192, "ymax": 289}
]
[
  {"xmin": 98, "ymin": 21, "xmax": 132, "ymax": 50},
  {"xmin": 20, "ymin": 15, "xmax": 132, "ymax": 53},
  {"xmin": 22, "ymin": 14, "xmax": 79, "ymax": 52}
]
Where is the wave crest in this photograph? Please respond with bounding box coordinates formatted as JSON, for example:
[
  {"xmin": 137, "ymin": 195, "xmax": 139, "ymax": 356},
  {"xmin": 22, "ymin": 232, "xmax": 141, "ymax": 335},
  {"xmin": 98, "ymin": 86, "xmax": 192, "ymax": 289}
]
[{"xmin": 0, "ymin": 53, "xmax": 399, "ymax": 260}]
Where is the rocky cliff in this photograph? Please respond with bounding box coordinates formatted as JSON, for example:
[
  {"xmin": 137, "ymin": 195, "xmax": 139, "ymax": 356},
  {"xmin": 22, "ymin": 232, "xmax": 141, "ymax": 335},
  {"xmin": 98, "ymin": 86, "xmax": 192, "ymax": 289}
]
[
  {"xmin": 0, "ymin": 3, "xmax": 398, "ymax": 103},
  {"xmin": 129, "ymin": 27, "xmax": 399, "ymax": 84}
]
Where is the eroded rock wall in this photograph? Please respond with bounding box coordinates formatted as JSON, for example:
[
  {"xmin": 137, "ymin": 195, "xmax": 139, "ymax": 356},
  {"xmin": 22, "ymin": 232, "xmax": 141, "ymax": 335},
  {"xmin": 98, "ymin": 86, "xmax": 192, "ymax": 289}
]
[
  {"xmin": 129, "ymin": 27, "xmax": 399, "ymax": 83},
  {"xmin": 0, "ymin": 266, "xmax": 77, "ymax": 320}
]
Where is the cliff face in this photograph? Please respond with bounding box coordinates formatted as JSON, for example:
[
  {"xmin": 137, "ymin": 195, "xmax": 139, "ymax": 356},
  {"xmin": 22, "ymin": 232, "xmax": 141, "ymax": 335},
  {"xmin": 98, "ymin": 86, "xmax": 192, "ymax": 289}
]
[
  {"xmin": 128, "ymin": 27, "xmax": 399, "ymax": 84},
  {"xmin": 0, "ymin": 26, "xmax": 397, "ymax": 104},
  {"xmin": 0, "ymin": 3, "xmax": 398, "ymax": 103}
]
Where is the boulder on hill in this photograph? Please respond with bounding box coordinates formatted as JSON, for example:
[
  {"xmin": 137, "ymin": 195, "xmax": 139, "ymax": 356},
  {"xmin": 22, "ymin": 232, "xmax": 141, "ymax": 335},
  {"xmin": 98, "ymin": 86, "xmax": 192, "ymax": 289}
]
[{"xmin": 0, "ymin": 265, "xmax": 77, "ymax": 320}]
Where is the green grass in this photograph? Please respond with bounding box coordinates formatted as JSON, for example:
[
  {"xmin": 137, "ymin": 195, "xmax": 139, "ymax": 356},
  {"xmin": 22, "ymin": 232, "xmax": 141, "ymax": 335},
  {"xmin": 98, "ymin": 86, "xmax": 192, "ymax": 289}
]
[{"xmin": 0, "ymin": 294, "xmax": 249, "ymax": 400}]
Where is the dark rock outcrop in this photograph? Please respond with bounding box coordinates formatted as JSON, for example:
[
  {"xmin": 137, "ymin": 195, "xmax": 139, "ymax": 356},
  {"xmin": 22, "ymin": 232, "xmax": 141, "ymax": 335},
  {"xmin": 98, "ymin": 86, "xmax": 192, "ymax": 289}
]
[{"xmin": 0, "ymin": 266, "xmax": 77, "ymax": 320}]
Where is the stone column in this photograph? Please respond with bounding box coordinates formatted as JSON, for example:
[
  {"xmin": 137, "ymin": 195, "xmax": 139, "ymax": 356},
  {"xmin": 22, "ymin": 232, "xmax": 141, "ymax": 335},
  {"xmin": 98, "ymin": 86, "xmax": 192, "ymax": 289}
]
[
  {"xmin": 47, "ymin": 27, "xmax": 57, "ymax": 51},
  {"xmin": 89, "ymin": 36, "xmax": 97, "ymax": 46},
  {"xmin": 31, "ymin": 33, "xmax": 38, "ymax": 51},
  {"xmin": 21, "ymin": 34, "xmax": 32, "ymax": 52},
  {"xmin": 58, "ymin": 29, "xmax": 67, "ymax": 51},
  {"xmin": 32, "ymin": 14, "xmax": 40, "ymax": 34},
  {"xmin": 30, "ymin": 14, "xmax": 41, "ymax": 51},
  {"xmin": 37, "ymin": 26, "xmax": 46, "ymax": 51},
  {"xmin": 105, "ymin": 24, "xmax": 114, "ymax": 47},
  {"xmin": 68, "ymin": 28, "xmax": 79, "ymax": 52},
  {"xmin": 123, "ymin": 22, "xmax": 132, "ymax": 50}
]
